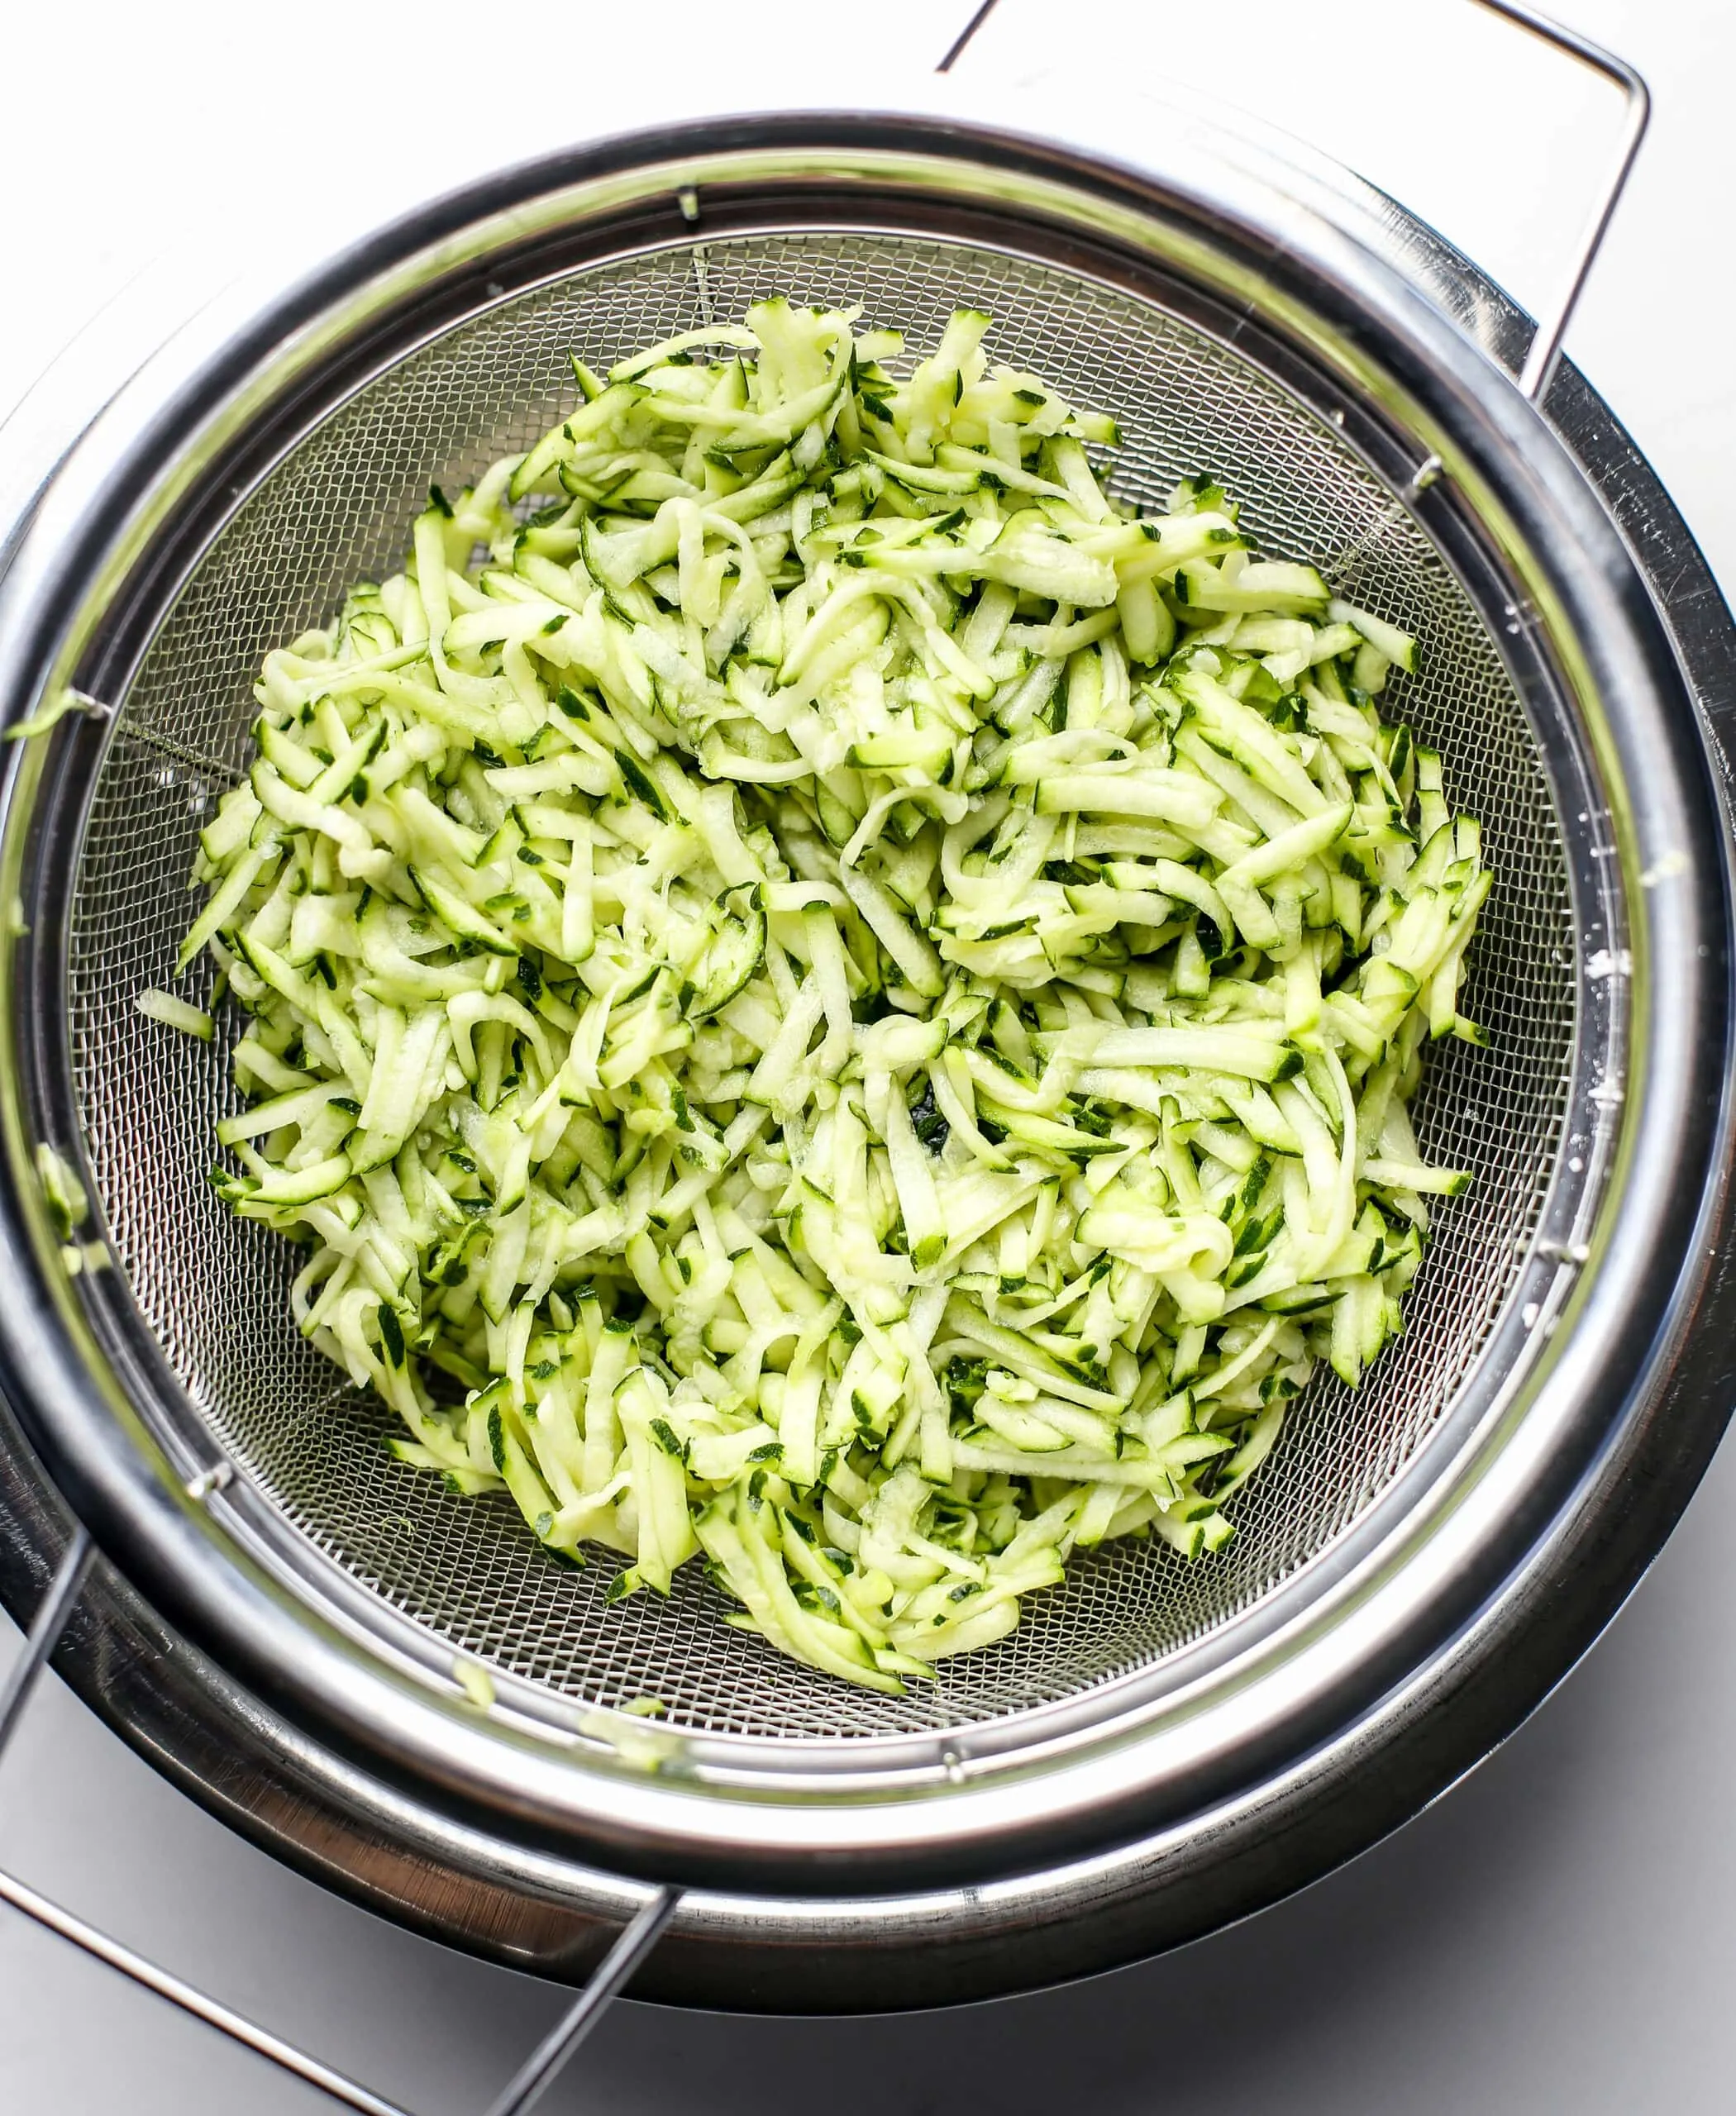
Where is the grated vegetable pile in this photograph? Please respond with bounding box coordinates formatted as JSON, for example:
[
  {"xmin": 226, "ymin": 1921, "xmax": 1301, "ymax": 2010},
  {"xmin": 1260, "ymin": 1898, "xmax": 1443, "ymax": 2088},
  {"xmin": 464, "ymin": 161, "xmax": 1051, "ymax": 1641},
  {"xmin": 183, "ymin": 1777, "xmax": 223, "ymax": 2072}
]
[{"xmin": 171, "ymin": 302, "xmax": 1488, "ymax": 1692}]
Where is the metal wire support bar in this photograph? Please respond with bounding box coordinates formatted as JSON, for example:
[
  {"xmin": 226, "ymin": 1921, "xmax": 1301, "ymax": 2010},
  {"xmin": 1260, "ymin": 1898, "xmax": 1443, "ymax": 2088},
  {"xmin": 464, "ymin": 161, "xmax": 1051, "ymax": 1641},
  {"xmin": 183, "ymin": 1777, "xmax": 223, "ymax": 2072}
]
[
  {"xmin": 0, "ymin": 1527, "xmax": 680, "ymax": 2114},
  {"xmin": 0, "ymin": 1866, "xmax": 417, "ymax": 2116},
  {"xmin": 479, "ymin": 1888, "xmax": 683, "ymax": 2116},
  {"xmin": 0, "ymin": 1526, "xmax": 90, "ymax": 1754},
  {"xmin": 932, "ymin": 0, "xmax": 1647, "ymax": 405},
  {"xmin": 936, "ymin": 0, "xmax": 998, "ymax": 72},
  {"xmin": 1470, "ymin": 1, "xmax": 1651, "ymax": 404}
]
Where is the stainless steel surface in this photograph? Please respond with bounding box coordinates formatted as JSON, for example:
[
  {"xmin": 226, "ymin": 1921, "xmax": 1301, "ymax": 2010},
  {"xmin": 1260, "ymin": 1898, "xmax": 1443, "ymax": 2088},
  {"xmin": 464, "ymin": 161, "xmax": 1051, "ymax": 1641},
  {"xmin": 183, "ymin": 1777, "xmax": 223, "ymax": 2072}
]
[
  {"xmin": 0, "ymin": 1870, "xmax": 414, "ymax": 2116},
  {"xmin": 0, "ymin": 85, "xmax": 1729, "ymax": 1995},
  {"xmin": 0, "ymin": 1524, "xmax": 88, "ymax": 1755}
]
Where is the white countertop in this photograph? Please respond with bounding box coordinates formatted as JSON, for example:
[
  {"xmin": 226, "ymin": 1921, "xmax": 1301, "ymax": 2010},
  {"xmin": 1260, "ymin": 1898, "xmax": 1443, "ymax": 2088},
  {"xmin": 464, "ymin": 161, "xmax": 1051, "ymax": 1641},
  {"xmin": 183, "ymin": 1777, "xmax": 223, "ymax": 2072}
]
[{"xmin": 4, "ymin": 2, "xmax": 1734, "ymax": 2109}]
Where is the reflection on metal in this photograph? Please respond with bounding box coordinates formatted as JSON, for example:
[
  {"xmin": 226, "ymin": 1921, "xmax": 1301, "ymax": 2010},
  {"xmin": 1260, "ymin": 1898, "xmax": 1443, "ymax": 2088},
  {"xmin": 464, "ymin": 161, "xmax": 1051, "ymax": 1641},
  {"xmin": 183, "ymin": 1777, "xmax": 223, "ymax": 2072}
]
[{"xmin": 0, "ymin": 1525, "xmax": 88, "ymax": 1754}]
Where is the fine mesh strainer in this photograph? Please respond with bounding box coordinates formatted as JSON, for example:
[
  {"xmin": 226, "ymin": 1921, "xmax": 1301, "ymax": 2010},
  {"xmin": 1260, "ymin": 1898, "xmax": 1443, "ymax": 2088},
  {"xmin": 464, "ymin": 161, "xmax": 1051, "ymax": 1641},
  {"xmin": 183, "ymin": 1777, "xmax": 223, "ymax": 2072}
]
[
  {"xmin": 0, "ymin": 42, "xmax": 1734, "ymax": 2077},
  {"xmin": 72, "ymin": 230, "xmax": 1575, "ymax": 1745}
]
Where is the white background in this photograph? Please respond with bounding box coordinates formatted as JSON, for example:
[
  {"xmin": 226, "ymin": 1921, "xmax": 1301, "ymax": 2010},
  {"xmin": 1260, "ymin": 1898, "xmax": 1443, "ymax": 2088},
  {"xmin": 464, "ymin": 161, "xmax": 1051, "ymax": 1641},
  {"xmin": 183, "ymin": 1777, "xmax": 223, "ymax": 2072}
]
[{"xmin": 4, "ymin": 2, "xmax": 1735, "ymax": 2109}]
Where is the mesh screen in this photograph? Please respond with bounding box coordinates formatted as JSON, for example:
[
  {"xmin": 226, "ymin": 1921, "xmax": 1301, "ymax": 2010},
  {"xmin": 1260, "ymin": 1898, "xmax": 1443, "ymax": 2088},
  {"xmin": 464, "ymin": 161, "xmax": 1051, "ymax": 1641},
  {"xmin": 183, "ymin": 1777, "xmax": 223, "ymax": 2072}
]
[{"xmin": 66, "ymin": 232, "xmax": 1575, "ymax": 1741}]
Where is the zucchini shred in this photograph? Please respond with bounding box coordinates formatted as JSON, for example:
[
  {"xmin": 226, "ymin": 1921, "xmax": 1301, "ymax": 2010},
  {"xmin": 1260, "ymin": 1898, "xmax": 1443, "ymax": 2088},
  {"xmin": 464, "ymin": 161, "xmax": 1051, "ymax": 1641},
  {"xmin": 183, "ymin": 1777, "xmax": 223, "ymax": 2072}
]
[{"xmin": 173, "ymin": 299, "xmax": 1488, "ymax": 1696}]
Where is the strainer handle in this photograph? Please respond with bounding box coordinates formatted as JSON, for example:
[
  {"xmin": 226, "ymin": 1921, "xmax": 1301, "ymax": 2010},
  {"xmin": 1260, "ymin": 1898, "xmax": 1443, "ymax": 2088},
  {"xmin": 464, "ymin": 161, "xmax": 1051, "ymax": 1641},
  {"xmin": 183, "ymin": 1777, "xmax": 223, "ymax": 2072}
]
[
  {"xmin": 0, "ymin": 1526, "xmax": 681, "ymax": 2116},
  {"xmin": 1473, "ymin": 2, "xmax": 1651, "ymax": 403},
  {"xmin": 940, "ymin": 0, "xmax": 1649, "ymax": 407}
]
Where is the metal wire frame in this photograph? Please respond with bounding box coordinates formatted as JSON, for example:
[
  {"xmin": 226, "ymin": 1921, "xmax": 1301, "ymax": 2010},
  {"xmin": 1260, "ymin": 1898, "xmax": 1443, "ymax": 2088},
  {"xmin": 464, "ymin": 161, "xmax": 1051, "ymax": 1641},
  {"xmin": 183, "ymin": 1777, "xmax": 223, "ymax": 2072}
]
[
  {"xmin": 0, "ymin": 1528, "xmax": 684, "ymax": 2116},
  {"xmin": 949, "ymin": 0, "xmax": 1649, "ymax": 408},
  {"xmin": 1474, "ymin": 0, "xmax": 1651, "ymax": 403},
  {"xmin": 0, "ymin": 1, "xmax": 1653, "ymax": 2107}
]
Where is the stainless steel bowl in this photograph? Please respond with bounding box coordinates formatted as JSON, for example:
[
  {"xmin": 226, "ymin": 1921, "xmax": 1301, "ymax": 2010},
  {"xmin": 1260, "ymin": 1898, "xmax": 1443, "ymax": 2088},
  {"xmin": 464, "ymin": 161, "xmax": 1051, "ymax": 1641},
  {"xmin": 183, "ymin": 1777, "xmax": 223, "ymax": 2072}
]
[{"xmin": 0, "ymin": 98, "xmax": 1731, "ymax": 2009}]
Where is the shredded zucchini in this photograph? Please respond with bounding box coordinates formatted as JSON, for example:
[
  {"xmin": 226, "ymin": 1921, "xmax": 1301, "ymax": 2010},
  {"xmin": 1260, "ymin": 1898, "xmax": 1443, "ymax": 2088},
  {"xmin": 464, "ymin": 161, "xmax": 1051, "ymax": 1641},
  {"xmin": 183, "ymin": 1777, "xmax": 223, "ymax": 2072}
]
[
  {"xmin": 136, "ymin": 987, "xmax": 216, "ymax": 1041},
  {"xmin": 185, "ymin": 301, "xmax": 1487, "ymax": 1693}
]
